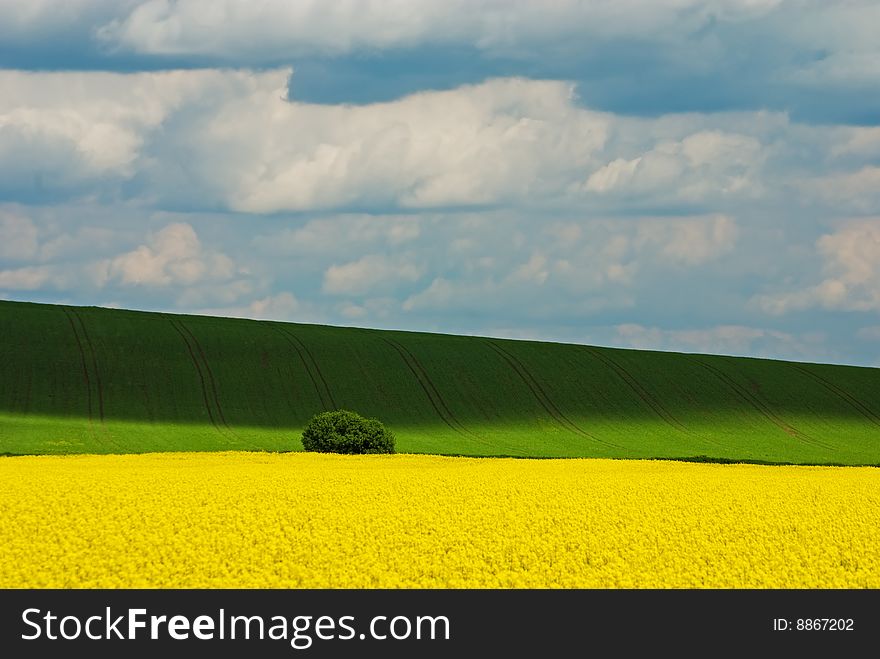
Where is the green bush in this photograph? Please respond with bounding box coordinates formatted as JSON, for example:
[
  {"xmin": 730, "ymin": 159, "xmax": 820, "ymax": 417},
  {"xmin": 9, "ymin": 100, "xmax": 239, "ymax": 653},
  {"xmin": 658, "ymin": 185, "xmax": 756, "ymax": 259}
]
[{"xmin": 300, "ymin": 409, "xmax": 395, "ymax": 454}]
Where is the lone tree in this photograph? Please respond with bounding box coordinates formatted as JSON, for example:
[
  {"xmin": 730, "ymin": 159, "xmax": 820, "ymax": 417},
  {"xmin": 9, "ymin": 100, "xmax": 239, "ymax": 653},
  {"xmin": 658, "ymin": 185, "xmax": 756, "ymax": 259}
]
[{"xmin": 301, "ymin": 409, "xmax": 395, "ymax": 454}]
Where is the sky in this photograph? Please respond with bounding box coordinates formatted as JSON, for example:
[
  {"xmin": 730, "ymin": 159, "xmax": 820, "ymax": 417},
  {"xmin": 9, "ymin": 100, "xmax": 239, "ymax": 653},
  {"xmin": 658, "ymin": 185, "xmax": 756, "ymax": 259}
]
[{"xmin": 1, "ymin": 0, "xmax": 879, "ymax": 367}]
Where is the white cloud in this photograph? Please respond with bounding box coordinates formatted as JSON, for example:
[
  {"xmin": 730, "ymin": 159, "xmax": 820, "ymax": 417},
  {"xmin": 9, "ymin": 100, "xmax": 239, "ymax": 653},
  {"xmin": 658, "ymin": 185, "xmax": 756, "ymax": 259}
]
[
  {"xmin": 402, "ymin": 214, "xmax": 739, "ymax": 315},
  {"xmin": 248, "ymin": 291, "xmax": 299, "ymax": 318},
  {"xmin": 613, "ymin": 323, "xmax": 825, "ymax": 360},
  {"xmin": 323, "ymin": 254, "xmax": 425, "ymax": 296},
  {"xmin": 96, "ymin": 1, "xmax": 783, "ymax": 59},
  {"xmin": 399, "ymin": 213, "xmax": 738, "ymax": 315},
  {"xmin": 831, "ymin": 126, "xmax": 880, "ymax": 159},
  {"xmin": 95, "ymin": 222, "xmax": 236, "ymax": 288},
  {"xmin": 784, "ymin": 3, "xmax": 880, "ymax": 86},
  {"xmin": 584, "ymin": 131, "xmax": 765, "ymax": 201},
  {"xmin": 195, "ymin": 292, "xmax": 300, "ymax": 321},
  {"xmin": 584, "ymin": 157, "xmax": 642, "ymax": 193},
  {"xmin": 508, "ymin": 252, "xmax": 549, "ymax": 285},
  {"xmin": 0, "ymin": 265, "xmax": 51, "ymax": 290},
  {"xmin": 21, "ymin": 62, "xmax": 874, "ymax": 223},
  {"xmin": 254, "ymin": 214, "xmax": 423, "ymax": 256},
  {"xmin": 0, "ymin": 69, "xmax": 613, "ymax": 212},
  {"xmin": 0, "ymin": 68, "xmax": 250, "ymax": 193},
  {"xmin": 38, "ymin": 226, "xmax": 118, "ymax": 262},
  {"xmin": 809, "ymin": 166, "xmax": 880, "ymax": 213},
  {"xmin": 0, "ymin": 211, "xmax": 38, "ymax": 260},
  {"xmin": 755, "ymin": 218, "xmax": 880, "ymax": 313},
  {"xmin": 402, "ymin": 277, "xmax": 455, "ymax": 312},
  {"xmin": 178, "ymin": 75, "xmax": 609, "ymax": 213},
  {"xmin": 635, "ymin": 214, "xmax": 738, "ymax": 266},
  {"xmin": 338, "ymin": 301, "xmax": 368, "ymax": 319},
  {"xmin": 2, "ymin": 67, "xmax": 875, "ymax": 218},
  {"xmin": 545, "ymin": 215, "xmax": 738, "ymax": 295},
  {"xmin": 0, "ymin": 1, "xmax": 129, "ymax": 41},
  {"xmin": 789, "ymin": 52, "xmax": 880, "ymax": 87}
]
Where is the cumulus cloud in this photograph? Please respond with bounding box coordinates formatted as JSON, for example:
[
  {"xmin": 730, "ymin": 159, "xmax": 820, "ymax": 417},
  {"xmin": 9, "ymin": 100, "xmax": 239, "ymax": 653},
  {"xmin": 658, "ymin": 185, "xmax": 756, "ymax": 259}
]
[
  {"xmin": 831, "ymin": 126, "xmax": 880, "ymax": 159},
  {"xmin": 1, "ymin": 69, "xmax": 613, "ymax": 211},
  {"xmin": 95, "ymin": 0, "xmax": 783, "ymax": 59},
  {"xmin": 194, "ymin": 292, "xmax": 300, "ymax": 321},
  {"xmin": 0, "ymin": 265, "xmax": 52, "ymax": 290},
  {"xmin": 0, "ymin": 1, "xmax": 130, "ymax": 43},
  {"xmin": 613, "ymin": 323, "xmax": 826, "ymax": 361},
  {"xmin": 755, "ymin": 219, "xmax": 880, "ymax": 314},
  {"xmin": 323, "ymin": 254, "xmax": 425, "ymax": 296},
  {"xmin": 38, "ymin": 226, "xmax": 118, "ymax": 263},
  {"xmin": 0, "ymin": 68, "xmax": 252, "ymax": 198},
  {"xmin": 808, "ymin": 166, "xmax": 880, "ymax": 213},
  {"xmin": 635, "ymin": 214, "xmax": 738, "ymax": 266},
  {"xmin": 253, "ymin": 214, "xmax": 422, "ymax": 256},
  {"xmin": 94, "ymin": 222, "xmax": 236, "ymax": 288},
  {"xmin": 399, "ymin": 213, "xmax": 739, "ymax": 315},
  {"xmin": 2, "ymin": 1, "xmax": 877, "ymax": 129},
  {"xmin": 550, "ymin": 214, "xmax": 739, "ymax": 291},
  {"xmin": 402, "ymin": 277, "xmax": 455, "ymax": 312},
  {"xmin": 170, "ymin": 75, "xmax": 609, "ymax": 212},
  {"xmin": 782, "ymin": 2, "xmax": 880, "ymax": 86},
  {"xmin": 2, "ymin": 67, "xmax": 876, "ymax": 217},
  {"xmin": 0, "ymin": 210, "xmax": 38, "ymax": 260},
  {"xmin": 585, "ymin": 131, "xmax": 765, "ymax": 201}
]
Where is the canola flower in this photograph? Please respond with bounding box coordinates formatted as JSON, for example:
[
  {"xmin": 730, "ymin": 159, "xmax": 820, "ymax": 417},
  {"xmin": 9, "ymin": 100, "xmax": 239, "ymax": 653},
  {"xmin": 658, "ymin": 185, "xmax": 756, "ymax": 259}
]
[{"xmin": 0, "ymin": 452, "xmax": 878, "ymax": 588}]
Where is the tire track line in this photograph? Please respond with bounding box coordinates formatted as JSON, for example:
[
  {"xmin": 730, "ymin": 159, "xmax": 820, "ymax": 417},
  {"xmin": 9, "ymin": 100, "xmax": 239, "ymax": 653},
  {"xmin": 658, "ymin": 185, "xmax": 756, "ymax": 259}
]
[
  {"xmin": 271, "ymin": 326, "xmax": 329, "ymax": 411},
  {"xmin": 383, "ymin": 338, "xmax": 472, "ymax": 438},
  {"xmin": 788, "ymin": 363, "xmax": 880, "ymax": 428},
  {"xmin": 582, "ymin": 347, "xmax": 723, "ymax": 449},
  {"xmin": 164, "ymin": 314, "xmax": 221, "ymax": 432},
  {"xmin": 692, "ymin": 357, "xmax": 833, "ymax": 450},
  {"xmin": 175, "ymin": 318, "xmax": 230, "ymax": 429},
  {"xmin": 382, "ymin": 337, "xmax": 512, "ymax": 453},
  {"xmin": 487, "ymin": 341, "xmax": 623, "ymax": 449},
  {"xmin": 68, "ymin": 308, "xmax": 104, "ymax": 422},
  {"xmin": 174, "ymin": 318, "xmax": 263, "ymax": 450},
  {"xmin": 275, "ymin": 326, "xmax": 338, "ymax": 410},
  {"xmin": 62, "ymin": 307, "xmax": 125, "ymax": 452},
  {"xmin": 583, "ymin": 347, "xmax": 689, "ymax": 433},
  {"xmin": 173, "ymin": 318, "xmax": 262, "ymax": 450},
  {"xmin": 61, "ymin": 307, "xmax": 93, "ymax": 425}
]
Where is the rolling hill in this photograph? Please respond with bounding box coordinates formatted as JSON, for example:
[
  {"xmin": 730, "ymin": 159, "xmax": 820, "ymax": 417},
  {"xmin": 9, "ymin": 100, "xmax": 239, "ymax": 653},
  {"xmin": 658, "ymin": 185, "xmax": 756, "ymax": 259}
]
[{"xmin": 1, "ymin": 299, "xmax": 878, "ymax": 464}]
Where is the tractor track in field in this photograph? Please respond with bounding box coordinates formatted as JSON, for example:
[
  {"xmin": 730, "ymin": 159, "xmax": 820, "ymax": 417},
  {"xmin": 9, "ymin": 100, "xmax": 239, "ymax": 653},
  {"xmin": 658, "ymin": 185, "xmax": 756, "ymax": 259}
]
[
  {"xmin": 583, "ymin": 347, "xmax": 690, "ymax": 434},
  {"xmin": 274, "ymin": 326, "xmax": 337, "ymax": 411},
  {"xmin": 174, "ymin": 318, "xmax": 261, "ymax": 450},
  {"xmin": 581, "ymin": 347, "xmax": 723, "ymax": 449},
  {"xmin": 788, "ymin": 364, "xmax": 880, "ymax": 428},
  {"xmin": 486, "ymin": 341, "xmax": 623, "ymax": 450},
  {"xmin": 61, "ymin": 307, "xmax": 124, "ymax": 452},
  {"xmin": 165, "ymin": 315, "xmax": 219, "ymax": 430},
  {"xmin": 164, "ymin": 314, "xmax": 244, "ymax": 446},
  {"xmin": 383, "ymin": 338, "xmax": 471, "ymax": 437},
  {"xmin": 67, "ymin": 307, "xmax": 104, "ymax": 422},
  {"xmin": 691, "ymin": 357, "xmax": 834, "ymax": 451},
  {"xmin": 383, "ymin": 338, "xmax": 505, "ymax": 450},
  {"xmin": 175, "ymin": 319, "xmax": 229, "ymax": 429},
  {"xmin": 62, "ymin": 307, "xmax": 93, "ymax": 424}
]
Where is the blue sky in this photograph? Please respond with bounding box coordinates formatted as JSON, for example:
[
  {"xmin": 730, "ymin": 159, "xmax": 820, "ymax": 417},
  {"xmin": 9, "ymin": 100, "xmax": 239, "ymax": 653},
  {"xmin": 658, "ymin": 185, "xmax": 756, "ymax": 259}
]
[{"xmin": 1, "ymin": 1, "xmax": 880, "ymax": 366}]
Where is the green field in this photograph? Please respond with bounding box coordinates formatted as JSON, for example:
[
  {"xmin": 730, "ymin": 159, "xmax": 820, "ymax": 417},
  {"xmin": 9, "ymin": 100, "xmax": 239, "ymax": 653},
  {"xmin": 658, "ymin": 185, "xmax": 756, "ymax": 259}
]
[{"xmin": 1, "ymin": 299, "xmax": 879, "ymax": 464}]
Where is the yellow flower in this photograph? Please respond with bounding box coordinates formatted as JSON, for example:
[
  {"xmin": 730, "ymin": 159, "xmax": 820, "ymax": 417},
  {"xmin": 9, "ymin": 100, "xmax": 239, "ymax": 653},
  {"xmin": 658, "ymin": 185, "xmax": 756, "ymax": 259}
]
[{"xmin": 0, "ymin": 452, "xmax": 877, "ymax": 588}]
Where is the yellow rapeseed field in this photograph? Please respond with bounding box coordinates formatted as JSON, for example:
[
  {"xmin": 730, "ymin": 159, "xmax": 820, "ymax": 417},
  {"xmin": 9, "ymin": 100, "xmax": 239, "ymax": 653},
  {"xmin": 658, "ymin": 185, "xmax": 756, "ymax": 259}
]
[{"xmin": 0, "ymin": 452, "xmax": 877, "ymax": 588}]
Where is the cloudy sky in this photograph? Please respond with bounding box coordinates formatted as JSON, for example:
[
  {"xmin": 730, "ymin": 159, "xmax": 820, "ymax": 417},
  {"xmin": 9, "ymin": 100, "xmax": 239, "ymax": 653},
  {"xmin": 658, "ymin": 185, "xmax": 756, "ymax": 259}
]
[{"xmin": 2, "ymin": 1, "xmax": 880, "ymax": 366}]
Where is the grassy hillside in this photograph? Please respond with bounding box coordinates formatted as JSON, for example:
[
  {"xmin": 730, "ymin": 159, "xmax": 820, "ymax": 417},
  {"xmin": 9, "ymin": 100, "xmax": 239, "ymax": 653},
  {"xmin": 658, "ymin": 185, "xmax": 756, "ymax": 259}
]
[{"xmin": 1, "ymin": 299, "xmax": 879, "ymax": 464}]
